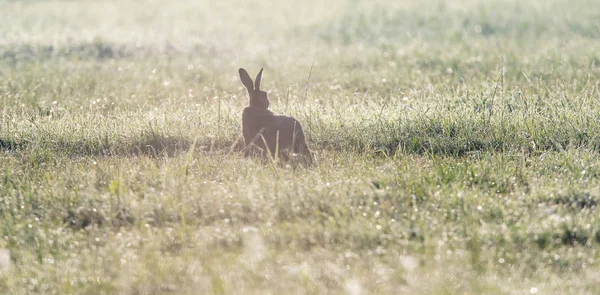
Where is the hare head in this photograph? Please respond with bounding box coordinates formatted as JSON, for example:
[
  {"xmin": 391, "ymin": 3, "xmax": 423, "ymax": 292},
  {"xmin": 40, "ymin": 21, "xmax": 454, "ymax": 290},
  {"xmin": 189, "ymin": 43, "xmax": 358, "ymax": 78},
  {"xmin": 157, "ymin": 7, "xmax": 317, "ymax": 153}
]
[{"xmin": 239, "ymin": 68, "xmax": 269, "ymax": 109}]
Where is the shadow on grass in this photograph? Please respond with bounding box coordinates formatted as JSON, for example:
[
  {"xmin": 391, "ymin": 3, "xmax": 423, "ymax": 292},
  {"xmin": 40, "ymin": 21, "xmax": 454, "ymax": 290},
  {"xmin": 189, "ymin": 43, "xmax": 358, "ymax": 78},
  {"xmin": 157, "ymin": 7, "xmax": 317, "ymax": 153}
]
[
  {"xmin": 0, "ymin": 132, "xmax": 245, "ymax": 160},
  {"xmin": 46, "ymin": 134, "xmax": 194, "ymax": 158},
  {"xmin": 0, "ymin": 137, "xmax": 25, "ymax": 151},
  {"xmin": 65, "ymin": 205, "xmax": 135, "ymax": 230},
  {"xmin": 3, "ymin": 117, "xmax": 600, "ymax": 158},
  {"xmin": 318, "ymin": 117, "xmax": 600, "ymax": 157}
]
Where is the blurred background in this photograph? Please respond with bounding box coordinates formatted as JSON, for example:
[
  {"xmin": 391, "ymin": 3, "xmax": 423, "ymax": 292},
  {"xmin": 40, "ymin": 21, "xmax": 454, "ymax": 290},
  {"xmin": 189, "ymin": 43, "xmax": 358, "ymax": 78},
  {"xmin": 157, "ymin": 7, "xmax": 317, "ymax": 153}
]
[{"xmin": 2, "ymin": 0, "xmax": 598, "ymax": 96}]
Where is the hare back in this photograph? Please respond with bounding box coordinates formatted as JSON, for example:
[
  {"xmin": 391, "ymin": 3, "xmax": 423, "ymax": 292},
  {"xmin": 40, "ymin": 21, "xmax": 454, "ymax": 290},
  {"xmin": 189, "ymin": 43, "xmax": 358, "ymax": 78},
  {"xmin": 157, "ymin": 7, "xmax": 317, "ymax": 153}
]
[
  {"xmin": 242, "ymin": 107, "xmax": 274, "ymax": 143},
  {"xmin": 263, "ymin": 115, "xmax": 308, "ymax": 153},
  {"xmin": 272, "ymin": 115, "xmax": 306, "ymax": 141},
  {"xmin": 242, "ymin": 107, "xmax": 308, "ymax": 153}
]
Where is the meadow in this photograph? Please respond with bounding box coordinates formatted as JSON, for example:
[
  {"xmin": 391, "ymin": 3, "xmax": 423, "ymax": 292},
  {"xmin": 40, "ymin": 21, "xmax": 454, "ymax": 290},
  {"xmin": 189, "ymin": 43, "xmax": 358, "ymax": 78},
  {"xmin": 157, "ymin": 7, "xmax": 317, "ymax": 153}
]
[{"xmin": 1, "ymin": 0, "xmax": 600, "ymax": 293}]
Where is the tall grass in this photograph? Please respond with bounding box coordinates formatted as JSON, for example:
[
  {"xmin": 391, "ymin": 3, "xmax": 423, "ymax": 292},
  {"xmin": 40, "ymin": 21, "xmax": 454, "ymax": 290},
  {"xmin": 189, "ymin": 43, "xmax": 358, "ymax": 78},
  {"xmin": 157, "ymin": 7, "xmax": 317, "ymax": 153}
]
[{"xmin": 1, "ymin": 0, "xmax": 599, "ymax": 294}]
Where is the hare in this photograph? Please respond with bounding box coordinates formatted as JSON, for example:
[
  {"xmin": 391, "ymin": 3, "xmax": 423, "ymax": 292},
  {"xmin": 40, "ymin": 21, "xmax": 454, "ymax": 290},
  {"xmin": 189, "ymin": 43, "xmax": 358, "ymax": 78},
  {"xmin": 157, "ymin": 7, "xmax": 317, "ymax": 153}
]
[{"xmin": 239, "ymin": 67, "xmax": 312, "ymax": 162}]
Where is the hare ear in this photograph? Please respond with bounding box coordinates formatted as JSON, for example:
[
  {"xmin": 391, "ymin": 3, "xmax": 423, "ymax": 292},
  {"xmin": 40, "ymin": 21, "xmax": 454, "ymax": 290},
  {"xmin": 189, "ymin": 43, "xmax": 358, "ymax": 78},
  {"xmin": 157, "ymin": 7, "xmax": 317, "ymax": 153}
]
[
  {"xmin": 254, "ymin": 68, "xmax": 263, "ymax": 91},
  {"xmin": 239, "ymin": 68, "xmax": 254, "ymax": 92}
]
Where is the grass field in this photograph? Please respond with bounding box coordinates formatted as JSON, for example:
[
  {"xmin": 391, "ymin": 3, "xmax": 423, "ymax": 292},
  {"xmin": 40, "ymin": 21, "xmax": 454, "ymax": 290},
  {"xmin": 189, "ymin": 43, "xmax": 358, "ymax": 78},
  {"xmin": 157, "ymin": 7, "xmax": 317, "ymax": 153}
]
[{"xmin": 1, "ymin": 0, "xmax": 600, "ymax": 294}]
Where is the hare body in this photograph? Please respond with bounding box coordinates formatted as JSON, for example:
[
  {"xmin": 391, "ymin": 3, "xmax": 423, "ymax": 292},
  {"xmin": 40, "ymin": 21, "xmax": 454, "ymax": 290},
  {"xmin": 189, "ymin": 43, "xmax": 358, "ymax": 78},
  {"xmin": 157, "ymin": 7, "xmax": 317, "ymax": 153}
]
[{"xmin": 239, "ymin": 68, "xmax": 312, "ymax": 160}]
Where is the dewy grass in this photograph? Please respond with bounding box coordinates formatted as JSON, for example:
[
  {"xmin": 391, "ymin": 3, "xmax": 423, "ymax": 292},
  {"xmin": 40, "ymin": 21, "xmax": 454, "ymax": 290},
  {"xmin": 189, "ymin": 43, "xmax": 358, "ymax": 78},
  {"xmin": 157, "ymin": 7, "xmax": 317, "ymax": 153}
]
[{"xmin": 1, "ymin": 0, "xmax": 600, "ymax": 294}]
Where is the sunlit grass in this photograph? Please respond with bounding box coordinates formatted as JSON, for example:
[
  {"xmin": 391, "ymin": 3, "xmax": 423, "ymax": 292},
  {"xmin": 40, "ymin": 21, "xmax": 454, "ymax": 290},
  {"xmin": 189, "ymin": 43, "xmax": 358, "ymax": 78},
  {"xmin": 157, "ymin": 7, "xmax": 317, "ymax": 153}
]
[{"xmin": 1, "ymin": 0, "xmax": 600, "ymax": 294}]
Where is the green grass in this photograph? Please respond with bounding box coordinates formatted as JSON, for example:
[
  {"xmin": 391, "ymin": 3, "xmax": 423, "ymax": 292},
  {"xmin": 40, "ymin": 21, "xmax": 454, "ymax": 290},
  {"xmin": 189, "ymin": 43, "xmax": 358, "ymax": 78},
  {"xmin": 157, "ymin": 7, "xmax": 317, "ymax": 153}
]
[{"xmin": 1, "ymin": 0, "xmax": 600, "ymax": 294}]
